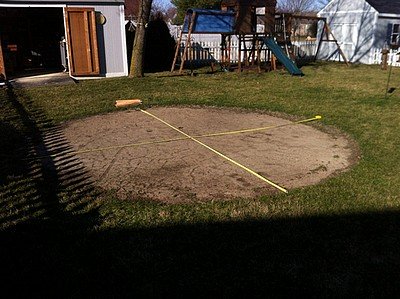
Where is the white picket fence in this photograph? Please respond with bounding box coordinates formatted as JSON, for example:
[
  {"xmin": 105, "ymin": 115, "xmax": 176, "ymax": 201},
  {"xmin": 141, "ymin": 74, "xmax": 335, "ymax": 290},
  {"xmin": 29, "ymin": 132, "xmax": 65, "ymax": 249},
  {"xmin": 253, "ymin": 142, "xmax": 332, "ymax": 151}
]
[
  {"xmin": 178, "ymin": 39, "xmax": 318, "ymax": 64},
  {"xmin": 173, "ymin": 31, "xmax": 400, "ymax": 67},
  {"xmin": 370, "ymin": 48, "xmax": 400, "ymax": 66},
  {"xmin": 292, "ymin": 40, "xmax": 318, "ymax": 58},
  {"xmin": 179, "ymin": 40, "xmax": 240, "ymax": 63}
]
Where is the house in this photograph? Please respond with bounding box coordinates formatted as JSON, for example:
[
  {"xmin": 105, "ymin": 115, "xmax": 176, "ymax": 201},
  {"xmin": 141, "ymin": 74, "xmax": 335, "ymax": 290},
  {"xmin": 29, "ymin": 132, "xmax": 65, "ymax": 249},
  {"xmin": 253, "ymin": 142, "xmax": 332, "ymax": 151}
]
[
  {"xmin": 0, "ymin": 0, "xmax": 128, "ymax": 79},
  {"xmin": 317, "ymin": 0, "xmax": 400, "ymax": 64}
]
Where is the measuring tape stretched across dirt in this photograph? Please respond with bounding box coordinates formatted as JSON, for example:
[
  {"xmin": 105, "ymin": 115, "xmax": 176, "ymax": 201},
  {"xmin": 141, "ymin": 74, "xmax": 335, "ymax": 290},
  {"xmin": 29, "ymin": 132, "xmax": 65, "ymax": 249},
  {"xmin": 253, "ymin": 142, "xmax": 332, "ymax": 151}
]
[{"xmin": 140, "ymin": 109, "xmax": 291, "ymax": 194}]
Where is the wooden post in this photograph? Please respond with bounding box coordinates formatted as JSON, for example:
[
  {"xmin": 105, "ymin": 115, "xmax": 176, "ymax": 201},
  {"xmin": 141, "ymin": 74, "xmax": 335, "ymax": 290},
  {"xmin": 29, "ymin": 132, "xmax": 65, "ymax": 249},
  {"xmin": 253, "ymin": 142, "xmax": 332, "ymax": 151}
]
[
  {"xmin": 228, "ymin": 35, "xmax": 232, "ymax": 70},
  {"xmin": 256, "ymin": 38, "xmax": 261, "ymax": 73},
  {"xmin": 179, "ymin": 11, "xmax": 196, "ymax": 74},
  {"xmin": 271, "ymin": 54, "xmax": 276, "ymax": 71},
  {"xmin": 171, "ymin": 26, "xmax": 184, "ymax": 72},
  {"xmin": 238, "ymin": 34, "xmax": 242, "ymax": 73},
  {"xmin": 221, "ymin": 35, "xmax": 225, "ymax": 67},
  {"xmin": 314, "ymin": 19, "xmax": 326, "ymax": 62},
  {"xmin": 0, "ymin": 35, "xmax": 6, "ymax": 80},
  {"xmin": 250, "ymin": 34, "xmax": 256, "ymax": 66},
  {"xmin": 264, "ymin": 2, "xmax": 276, "ymax": 35},
  {"xmin": 243, "ymin": 36, "xmax": 249, "ymax": 67},
  {"xmin": 381, "ymin": 49, "xmax": 389, "ymax": 70}
]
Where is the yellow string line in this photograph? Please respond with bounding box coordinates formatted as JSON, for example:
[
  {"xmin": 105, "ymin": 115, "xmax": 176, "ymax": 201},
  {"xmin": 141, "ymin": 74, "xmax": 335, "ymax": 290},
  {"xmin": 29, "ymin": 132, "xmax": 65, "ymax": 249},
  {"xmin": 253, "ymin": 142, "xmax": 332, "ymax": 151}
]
[
  {"xmin": 70, "ymin": 115, "xmax": 321, "ymax": 154},
  {"xmin": 140, "ymin": 109, "xmax": 289, "ymax": 194},
  {"xmin": 26, "ymin": 114, "xmax": 322, "ymax": 160},
  {"xmin": 199, "ymin": 115, "xmax": 322, "ymax": 137}
]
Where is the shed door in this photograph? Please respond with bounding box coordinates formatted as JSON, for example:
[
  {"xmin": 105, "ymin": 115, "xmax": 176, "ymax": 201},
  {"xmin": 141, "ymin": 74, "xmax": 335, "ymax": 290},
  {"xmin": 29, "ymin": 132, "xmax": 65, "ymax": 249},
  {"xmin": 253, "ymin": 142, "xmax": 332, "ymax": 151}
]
[
  {"xmin": 0, "ymin": 35, "xmax": 5, "ymax": 79},
  {"xmin": 65, "ymin": 7, "xmax": 99, "ymax": 76},
  {"xmin": 331, "ymin": 23, "xmax": 357, "ymax": 61}
]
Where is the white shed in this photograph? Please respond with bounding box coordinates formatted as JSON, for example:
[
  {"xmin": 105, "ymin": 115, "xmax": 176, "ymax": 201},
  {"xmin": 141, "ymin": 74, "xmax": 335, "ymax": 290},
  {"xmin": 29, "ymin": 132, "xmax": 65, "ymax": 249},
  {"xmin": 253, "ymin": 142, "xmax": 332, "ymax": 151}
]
[
  {"xmin": 0, "ymin": 0, "xmax": 128, "ymax": 79},
  {"xmin": 318, "ymin": 0, "xmax": 400, "ymax": 64}
]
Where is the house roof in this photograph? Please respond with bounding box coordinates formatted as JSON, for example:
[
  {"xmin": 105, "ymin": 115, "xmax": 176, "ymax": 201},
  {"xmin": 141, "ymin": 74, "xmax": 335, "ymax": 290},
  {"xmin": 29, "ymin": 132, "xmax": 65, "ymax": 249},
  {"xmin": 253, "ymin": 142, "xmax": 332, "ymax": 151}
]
[{"xmin": 366, "ymin": 0, "xmax": 400, "ymax": 14}]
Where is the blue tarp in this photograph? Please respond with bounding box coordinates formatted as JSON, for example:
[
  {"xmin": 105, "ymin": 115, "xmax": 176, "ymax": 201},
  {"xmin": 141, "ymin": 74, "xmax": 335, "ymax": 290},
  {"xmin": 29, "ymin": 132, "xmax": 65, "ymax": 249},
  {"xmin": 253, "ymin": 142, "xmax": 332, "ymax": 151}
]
[{"xmin": 183, "ymin": 9, "xmax": 235, "ymax": 34}]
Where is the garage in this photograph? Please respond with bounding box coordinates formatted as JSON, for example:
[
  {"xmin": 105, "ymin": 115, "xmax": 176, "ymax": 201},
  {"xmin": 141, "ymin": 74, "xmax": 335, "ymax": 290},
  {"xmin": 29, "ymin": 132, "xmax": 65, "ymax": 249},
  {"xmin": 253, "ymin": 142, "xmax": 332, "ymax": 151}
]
[
  {"xmin": 0, "ymin": 0, "xmax": 128, "ymax": 80},
  {"xmin": 0, "ymin": 7, "xmax": 65, "ymax": 77}
]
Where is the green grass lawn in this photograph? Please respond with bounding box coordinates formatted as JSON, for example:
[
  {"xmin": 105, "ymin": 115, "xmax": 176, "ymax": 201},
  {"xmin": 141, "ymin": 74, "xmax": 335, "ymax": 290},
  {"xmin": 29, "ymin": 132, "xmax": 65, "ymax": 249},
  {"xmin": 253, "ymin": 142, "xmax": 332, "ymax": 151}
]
[{"xmin": 1, "ymin": 63, "xmax": 400, "ymax": 296}]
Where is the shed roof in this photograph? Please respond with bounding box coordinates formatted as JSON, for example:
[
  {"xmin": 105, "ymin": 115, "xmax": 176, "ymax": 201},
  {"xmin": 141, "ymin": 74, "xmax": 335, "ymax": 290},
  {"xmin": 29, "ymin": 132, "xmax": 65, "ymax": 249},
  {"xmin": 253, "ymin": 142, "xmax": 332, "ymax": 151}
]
[
  {"xmin": 0, "ymin": 0, "xmax": 124, "ymax": 4},
  {"xmin": 366, "ymin": 0, "xmax": 400, "ymax": 14}
]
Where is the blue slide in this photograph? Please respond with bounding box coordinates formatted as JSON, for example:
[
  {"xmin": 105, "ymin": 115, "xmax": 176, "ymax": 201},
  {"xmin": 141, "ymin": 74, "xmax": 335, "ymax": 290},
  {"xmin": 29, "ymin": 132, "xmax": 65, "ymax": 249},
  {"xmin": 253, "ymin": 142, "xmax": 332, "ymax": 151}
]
[{"xmin": 263, "ymin": 37, "xmax": 304, "ymax": 76}]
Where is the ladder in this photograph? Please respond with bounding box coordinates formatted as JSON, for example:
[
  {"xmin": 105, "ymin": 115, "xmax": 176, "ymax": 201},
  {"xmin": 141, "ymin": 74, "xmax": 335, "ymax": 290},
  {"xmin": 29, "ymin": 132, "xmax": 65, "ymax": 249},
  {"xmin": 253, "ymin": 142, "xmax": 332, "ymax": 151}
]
[{"xmin": 171, "ymin": 12, "xmax": 197, "ymax": 73}]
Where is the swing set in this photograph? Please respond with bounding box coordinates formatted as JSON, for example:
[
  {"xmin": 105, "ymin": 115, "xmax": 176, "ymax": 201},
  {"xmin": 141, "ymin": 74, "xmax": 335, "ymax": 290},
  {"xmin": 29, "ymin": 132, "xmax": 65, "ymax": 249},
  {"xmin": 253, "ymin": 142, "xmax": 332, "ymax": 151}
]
[{"xmin": 171, "ymin": 0, "xmax": 349, "ymax": 75}]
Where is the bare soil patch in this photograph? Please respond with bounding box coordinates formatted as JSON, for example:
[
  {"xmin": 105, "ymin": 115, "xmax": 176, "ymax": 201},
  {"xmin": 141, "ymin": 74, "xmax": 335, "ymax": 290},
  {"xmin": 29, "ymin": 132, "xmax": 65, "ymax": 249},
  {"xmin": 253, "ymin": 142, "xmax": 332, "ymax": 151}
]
[{"xmin": 61, "ymin": 107, "xmax": 357, "ymax": 202}]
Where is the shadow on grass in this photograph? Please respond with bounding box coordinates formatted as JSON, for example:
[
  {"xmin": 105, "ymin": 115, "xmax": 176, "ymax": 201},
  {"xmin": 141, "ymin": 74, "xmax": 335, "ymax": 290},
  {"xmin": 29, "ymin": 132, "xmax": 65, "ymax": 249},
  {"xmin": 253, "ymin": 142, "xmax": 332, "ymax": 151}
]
[
  {"xmin": 1, "ymin": 211, "xmax": 400, "ymax": 297},
  {"xmin": 0, "ymin": 83, "xmax": 100, "ymax": 230},
  {"xmin": 0, "ymin": 85, "xmax": 399, "ymax": 297}
]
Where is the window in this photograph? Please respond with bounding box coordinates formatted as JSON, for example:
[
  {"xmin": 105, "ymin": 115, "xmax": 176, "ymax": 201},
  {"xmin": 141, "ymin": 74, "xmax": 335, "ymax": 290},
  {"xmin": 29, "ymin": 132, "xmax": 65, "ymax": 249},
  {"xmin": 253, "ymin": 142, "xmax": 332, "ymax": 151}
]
[{"xmin": 390, "ymin": 23, "xmax": 400, "ymax": 45}]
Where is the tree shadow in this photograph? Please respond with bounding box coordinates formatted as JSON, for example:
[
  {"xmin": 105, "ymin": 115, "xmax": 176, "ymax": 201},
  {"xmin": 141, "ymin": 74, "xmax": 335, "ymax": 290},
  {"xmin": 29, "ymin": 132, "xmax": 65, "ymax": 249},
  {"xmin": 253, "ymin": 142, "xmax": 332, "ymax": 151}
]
[{"xmin": 1, "ymin": 209, "xmax": 400, "ymax": 297}]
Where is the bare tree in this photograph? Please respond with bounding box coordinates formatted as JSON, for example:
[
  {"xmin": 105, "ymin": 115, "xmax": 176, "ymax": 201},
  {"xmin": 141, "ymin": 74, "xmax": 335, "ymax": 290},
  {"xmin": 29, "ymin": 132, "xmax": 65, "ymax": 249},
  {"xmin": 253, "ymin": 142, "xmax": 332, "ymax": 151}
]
[
  {"xmin": 130, "ymin": 0, "xmax": 153, "ymax": 77},
  {"xmin": 277, "ymin": 0, "xmax": 315, "ymax": 13},
  {"xmin": 151, "ymin": 0, "xmax": 171, "ymax": 19}
]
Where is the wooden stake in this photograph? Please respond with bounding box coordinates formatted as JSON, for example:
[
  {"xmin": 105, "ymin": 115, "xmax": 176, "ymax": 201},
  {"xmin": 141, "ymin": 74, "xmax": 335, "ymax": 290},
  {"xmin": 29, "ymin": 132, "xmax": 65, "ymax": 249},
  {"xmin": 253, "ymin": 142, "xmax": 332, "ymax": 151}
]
[
  {"xmin": 271, "ymin": 54, "xmax": 276, "ymax": 71},
  {"xmin": 115, "ymin": 99, "xmax": 142, "ymax": 108}
]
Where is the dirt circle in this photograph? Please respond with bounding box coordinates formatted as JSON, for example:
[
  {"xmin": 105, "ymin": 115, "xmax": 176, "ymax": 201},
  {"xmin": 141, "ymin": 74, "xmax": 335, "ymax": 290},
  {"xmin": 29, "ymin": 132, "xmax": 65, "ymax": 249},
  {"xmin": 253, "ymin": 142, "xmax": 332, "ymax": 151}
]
[{"xmin": 62, "ymin": 107, "xmax": 357, "ymax": 202}]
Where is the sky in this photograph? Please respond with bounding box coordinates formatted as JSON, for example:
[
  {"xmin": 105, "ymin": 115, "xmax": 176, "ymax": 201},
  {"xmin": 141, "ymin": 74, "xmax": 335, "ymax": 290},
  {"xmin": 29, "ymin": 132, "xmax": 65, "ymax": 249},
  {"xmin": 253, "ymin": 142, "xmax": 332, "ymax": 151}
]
[
  {"xmin": 154, "ymin": 0, "xmax": 326, "ymax": 10},
  {"xmin": 155, "ymin": 0, "xmax": 174, "ymax": 8}
]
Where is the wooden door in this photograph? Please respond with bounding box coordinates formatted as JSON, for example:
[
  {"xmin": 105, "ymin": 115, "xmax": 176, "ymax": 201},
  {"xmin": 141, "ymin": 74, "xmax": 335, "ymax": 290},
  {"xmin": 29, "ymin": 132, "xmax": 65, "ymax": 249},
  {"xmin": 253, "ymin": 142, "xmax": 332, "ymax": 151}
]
[
  {"xmin": 65, "ymin": 7, "xmax": 99, "ymax": 76},
  {"xmin": 0, "ymin": 35, "xmax": 5, "ymax": 80}
]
